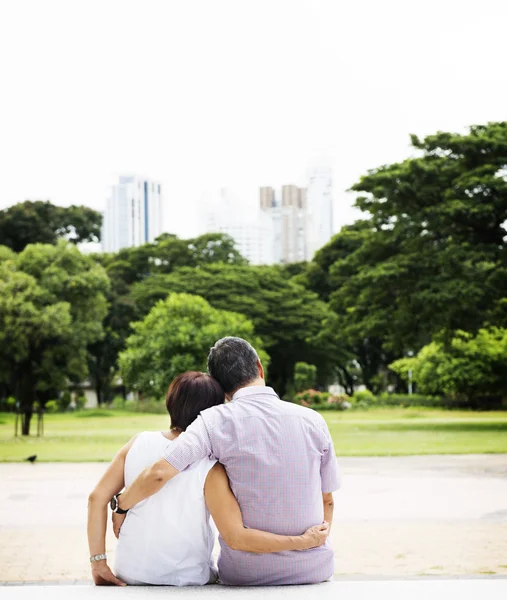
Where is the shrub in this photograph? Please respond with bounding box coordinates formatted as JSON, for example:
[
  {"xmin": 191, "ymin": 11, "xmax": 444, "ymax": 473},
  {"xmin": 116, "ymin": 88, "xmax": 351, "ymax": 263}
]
[
  {"xmin": 327, "ymin": 393, "xmax": 351, "ymax": 410},
  {"xmin": 295, "ymin": 389, "xmax": 323, "ymax": 406},
  {"xmin": 45, "ymin": 400, "xmax": 58, "ymax": 414},
  {"xmin": 295, "ymin": 390, "xmax": 352, "ymax": 411},
  {"xmin": 58, "ymin": 391, "xmax": 72, "ymax": 412},
  {"xmin": 389, "ymin": 328, "xmax": 507, "ymax": 409},
  {"xmin": 74, "ymin": 393, "xmax": 87, "ymax": 411},
  {"xmin": 294, "ymin": 362, "xmax": 318, "ymax": 393},
  {"xmin": 110, "ymin": 396, "xmax": 127, "ymax": 410},
  {"xmin": 1, "ymin": 396, "xmax": 17, "ymax": 412},
  {"xmin": 378, "ymin": 393, "xmax": 443, "ymax": 408},
  {"xmin": 319, "ymin": 392, "xmax": 331, "ymax": 404},
  {"xmin": 132, "ymin": 399, "xmax": 168, "ymax": 414},
  {"xmin": 353, "ymin": 389, "xmax": 377, "ymax": 405}
]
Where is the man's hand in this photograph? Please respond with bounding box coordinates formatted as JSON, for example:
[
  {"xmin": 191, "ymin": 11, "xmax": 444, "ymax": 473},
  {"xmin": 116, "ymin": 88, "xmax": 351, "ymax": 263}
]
[
  {"xmin": 112, "ymin": 512, "xmax": 126, "ymax": 539},
  {"xmin": 91, "ymin": 561, "xmax": 126, "ymax": 586},
  {"xmin": 301, "ymin": 521, "xmax": 330, "ymax": 548}
]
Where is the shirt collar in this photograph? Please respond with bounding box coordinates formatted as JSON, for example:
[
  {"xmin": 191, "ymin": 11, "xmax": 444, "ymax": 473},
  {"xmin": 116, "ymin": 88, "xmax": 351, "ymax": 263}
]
[{"xmin": 231, "ymin": 386, "xmax": 279, "ymax": 402}]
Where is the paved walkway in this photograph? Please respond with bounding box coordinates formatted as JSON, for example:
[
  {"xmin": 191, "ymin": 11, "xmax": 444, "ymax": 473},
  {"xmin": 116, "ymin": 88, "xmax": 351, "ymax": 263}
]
[
  {"xmin": 1, "ymin": 455, "xmax": 506, "ymax": 583},
  {"xmin": 2, "ymin": 581, "xmax": 507, "ymax": 600}
]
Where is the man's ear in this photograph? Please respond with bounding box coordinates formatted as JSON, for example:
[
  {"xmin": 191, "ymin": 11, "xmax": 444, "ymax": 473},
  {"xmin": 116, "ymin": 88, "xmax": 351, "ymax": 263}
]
[{"xmin": 257, "ymin": 358, "xmax": 265, "ymax": 380}]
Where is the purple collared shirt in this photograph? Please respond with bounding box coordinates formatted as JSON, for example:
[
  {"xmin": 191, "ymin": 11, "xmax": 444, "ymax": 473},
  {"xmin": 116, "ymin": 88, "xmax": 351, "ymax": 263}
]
[{"xmin": 163, "ymin": 386, "xmax": 340, "ymax": 585}]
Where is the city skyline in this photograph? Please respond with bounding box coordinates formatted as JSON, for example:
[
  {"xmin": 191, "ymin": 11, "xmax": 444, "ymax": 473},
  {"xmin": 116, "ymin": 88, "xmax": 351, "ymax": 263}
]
[
  {"xmin": 200, "ymin": 166, "xmax": 333, "ymax": 265},
  {"xmin": 1, "ymin": 0, "xmax": 506, "ymax": 240}
]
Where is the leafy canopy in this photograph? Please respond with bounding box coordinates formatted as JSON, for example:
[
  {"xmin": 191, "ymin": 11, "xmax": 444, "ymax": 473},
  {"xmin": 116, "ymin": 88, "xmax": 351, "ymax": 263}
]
[
  {"xmin": 129, "ymin": 264, "xmax": 341, "ymax": 393},
  {"xmin": 0, "ymin": 200, "xmax": 102, "ymax": 252},
  {"xmin": 119, "ymin": 293, "xmax": 267, "ymax": 399},
  {"xmin": 302, "ymin": 122, "xmax": 507, "ymax": 393}
]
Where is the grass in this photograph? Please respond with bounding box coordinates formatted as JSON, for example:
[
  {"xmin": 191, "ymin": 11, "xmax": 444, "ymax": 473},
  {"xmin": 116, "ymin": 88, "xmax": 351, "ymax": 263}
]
[
  {"xmin": 324, "ymin": 408, "xmax": 507, "ymax": 456},
  {"xmin": 0, "ymin": 407, "xmax": 507, "ymax": 462}
]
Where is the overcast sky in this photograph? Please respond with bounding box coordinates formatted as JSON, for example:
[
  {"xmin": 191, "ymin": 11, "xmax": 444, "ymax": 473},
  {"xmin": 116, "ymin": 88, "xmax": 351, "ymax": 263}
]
[{"xmin": 1, "ymin": 0, "xmax": 506, "ymax": 238}]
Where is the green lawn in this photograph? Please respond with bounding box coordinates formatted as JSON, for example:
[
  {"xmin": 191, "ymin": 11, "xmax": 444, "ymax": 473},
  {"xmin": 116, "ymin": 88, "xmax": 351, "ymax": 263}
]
[{"xmin": 0, "ymin": 407, "xmax": 507, "ymax": 461}]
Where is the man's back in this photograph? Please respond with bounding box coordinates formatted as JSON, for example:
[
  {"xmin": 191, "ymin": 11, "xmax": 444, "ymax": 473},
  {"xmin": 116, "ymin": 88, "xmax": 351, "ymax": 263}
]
[{"xmin": 164, "ymin": 386, "xmax": 339, "ymax": 585}]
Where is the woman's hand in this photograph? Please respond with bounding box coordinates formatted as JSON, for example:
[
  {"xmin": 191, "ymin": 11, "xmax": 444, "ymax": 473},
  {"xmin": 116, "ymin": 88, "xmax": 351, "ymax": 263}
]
[
  {"xmin": 112, "ymin": 511, "xmax": 127, "ymax": 539},
  {"xmin": 91, "ymin": 560, "xmax": 126, "ymax": 586},
  {"xmin": 301, "ymin": 521, "xmax": 330, "ymax": 549}
]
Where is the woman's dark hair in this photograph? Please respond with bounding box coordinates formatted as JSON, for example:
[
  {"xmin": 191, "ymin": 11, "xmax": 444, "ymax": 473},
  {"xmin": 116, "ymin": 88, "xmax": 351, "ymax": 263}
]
[{"xmin": 165, "ymin": 372, "xmax": 225, "ymax": 432}]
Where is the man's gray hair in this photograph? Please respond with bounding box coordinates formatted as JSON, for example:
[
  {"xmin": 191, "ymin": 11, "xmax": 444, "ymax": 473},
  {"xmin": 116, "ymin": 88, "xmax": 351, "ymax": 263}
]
[{"xmin": 207, "ymin": 337, "xmax": 259, "ymax": 395}]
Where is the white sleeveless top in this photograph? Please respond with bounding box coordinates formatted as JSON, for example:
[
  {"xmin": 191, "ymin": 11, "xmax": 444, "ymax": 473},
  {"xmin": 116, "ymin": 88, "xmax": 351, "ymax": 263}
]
[{"xmin": 114, "ymin": 431, "xmax": 217, "ymax": 586}]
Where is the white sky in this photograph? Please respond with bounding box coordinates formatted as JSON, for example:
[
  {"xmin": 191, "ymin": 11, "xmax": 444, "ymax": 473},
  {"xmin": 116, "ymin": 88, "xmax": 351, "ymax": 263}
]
[{"xmin": 0, "ymin": 0, "xmax": 506, "ymax": 238}]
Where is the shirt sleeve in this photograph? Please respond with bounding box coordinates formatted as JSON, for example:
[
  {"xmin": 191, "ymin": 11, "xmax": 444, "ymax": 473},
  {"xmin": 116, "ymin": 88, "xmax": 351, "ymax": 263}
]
[
  {"xmin": 163, "ymin": 414, "xmax": 215, "ymax": 471},
  {"xmin": 318, "ymin": 419, "xmax": 341, "ymax": 493}
]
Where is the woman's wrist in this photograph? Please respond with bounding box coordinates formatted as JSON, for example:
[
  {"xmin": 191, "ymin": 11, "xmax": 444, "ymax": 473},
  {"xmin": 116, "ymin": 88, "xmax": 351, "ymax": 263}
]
[{"xmin": 90, "ymin": 553, "xmax": 107, "ymax": 563}]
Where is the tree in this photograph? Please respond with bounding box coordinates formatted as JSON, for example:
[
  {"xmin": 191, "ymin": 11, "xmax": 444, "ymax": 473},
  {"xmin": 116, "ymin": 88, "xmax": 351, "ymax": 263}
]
[
  {"xmin": 0, "ymin": 201, "xmax": 102, "ymax": 252},
  {"xmin": 129, "ymin": 264, "xmax": 342, "ymax": 394},
  {"xmin": 303, "ymin": 122, "xmax": 507, "ymax": 391},
  {"xmin": 0, "ymin": 241, "xmax": 109, "ymax": 434},
  {"xmin": 86, "ymin": 256, "xmax": 138, "ymax": 405},
  {"xmin": 390, "ymin": 328, "xmax": 507, "ymax": 408},
  {"xmin": 300, "ymin": 222, "xmax": 389, "ymax": 392},
  {"xmin": 119, "ymin": 293, "xmax": 267, "ymax": 399},
  {"xmin": 294, "ymin": 362, "xmax": 317, "ymax": 393},
  {"xmin": 347, "ymin": 122, "xmax": 507, "ymax": 349}
]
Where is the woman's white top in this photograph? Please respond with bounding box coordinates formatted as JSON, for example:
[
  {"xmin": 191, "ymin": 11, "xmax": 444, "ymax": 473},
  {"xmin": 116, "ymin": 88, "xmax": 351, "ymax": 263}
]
[{"xmin": 114, "ymin": 431, "xmax": 217, "ymax": 586}]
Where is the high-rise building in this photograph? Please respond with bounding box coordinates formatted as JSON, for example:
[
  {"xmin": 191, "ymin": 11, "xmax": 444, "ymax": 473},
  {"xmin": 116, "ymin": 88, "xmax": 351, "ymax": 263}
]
[
  {"xmin": 203, "ymin": 188, "xmax": 274, "ymax": 265},
  {"xmin": 102, "ymin": 175, "xmax": 163, "ymax": 253},
  {"xmin": 306, "ymin": 166, "xmax": 333, "ymax": 258},
  {"xmin": 260, "ymin": 184, "xmax": 307, "ymax": 263}
]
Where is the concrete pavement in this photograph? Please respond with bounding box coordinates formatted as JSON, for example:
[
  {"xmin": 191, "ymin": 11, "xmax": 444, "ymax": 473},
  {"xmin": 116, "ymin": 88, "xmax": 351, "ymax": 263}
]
[
  {"xmin": 2, "ymin": 581, "xmax": 507, "ymax": 600},
  {"xmin": 1, "ymin": 455, "xmax": 506, "ymax": 582}
]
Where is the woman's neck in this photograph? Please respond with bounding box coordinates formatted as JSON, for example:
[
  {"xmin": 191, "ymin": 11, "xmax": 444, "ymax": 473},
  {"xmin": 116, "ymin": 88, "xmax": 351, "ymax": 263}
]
[{"xmin": 162, "ymin": 430, "xmax": 181, "ymax": 441}]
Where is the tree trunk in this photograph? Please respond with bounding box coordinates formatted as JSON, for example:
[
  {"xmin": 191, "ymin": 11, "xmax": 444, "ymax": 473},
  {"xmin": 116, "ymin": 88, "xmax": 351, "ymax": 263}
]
[
  {"xmin": 336, "ymin": 366, "xmax": 354, "ymax": 396},
  {"xmin": 15, "ymin": 365, "xmax": 36, "ymax": 436},
  {"xmin": 96, "ymin": 382, "xmax": 103, "ymax": 406},
  {"xmin": 21, "ymin": 411, "xmax": 33, "ymax": 436}
]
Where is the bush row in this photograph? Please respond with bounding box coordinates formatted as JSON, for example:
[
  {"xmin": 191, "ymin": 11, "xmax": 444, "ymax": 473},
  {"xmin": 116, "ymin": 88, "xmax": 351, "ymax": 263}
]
[{"xmin": 292, "ymin": 388, "xmax": 444, "ymax": 410}]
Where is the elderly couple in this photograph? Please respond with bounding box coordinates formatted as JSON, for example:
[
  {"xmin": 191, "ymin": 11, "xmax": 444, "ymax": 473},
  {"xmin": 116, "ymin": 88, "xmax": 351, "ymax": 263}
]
[{"xmin": 87, "ymin": 337, "xmax": 339, "ymax": 586}]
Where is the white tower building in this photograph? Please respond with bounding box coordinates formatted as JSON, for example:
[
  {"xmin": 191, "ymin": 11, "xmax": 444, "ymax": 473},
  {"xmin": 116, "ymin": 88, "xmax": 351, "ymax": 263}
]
[
  {"xmin": 203, "ymin": 189, "xmax": 274, "ymax": 265},
  {"xmin": 306, "ymin": 166, "xmax": 333, "ymax": 258},
  {"xmin": 102, "ymin": 175, "xmax": 163, "ymax": 253},
  {"xmin": 260, "ymin": 185, "xmax": 307, "ymax": 264}
]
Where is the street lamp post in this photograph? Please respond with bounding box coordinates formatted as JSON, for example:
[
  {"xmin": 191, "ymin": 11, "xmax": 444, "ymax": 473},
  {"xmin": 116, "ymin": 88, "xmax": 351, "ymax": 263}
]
[{"xmin": 407, "ymin": 350, "xmax": 414, "ymax": 395}]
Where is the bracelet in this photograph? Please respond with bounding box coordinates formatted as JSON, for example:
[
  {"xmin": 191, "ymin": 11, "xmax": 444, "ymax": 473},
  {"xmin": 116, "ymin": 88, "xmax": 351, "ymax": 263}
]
[{"xmin": 90, "ymin": 553, "xmax": 107, "ymax": 563}]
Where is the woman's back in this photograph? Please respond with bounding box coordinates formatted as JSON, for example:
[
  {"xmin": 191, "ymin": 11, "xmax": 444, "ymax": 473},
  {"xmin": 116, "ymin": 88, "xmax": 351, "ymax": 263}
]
[{"xmin": 114, "ymin": 431, "xmax": 216, "ymax": 586}]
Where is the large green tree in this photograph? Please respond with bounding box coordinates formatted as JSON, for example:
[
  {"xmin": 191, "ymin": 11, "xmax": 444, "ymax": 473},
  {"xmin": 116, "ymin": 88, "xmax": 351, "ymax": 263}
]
[
  {"xmin": 0, "ymin": 201, "xmax": 102, "ymax": 252},
  {"xmin": 130, "ymin": 264, "xmax": 342, "ymax": 394},
  {"xmin": 119, "ymin": 293, "xmax": 266, "ymax": 399},
  {"xmin": 347, "ymin": 122, "xmax": 507, "ymax": 348},
  {"xmin": 304, "ymin": 122, "xmax": 507, "ymax": 391},
  {"xmin": 0, "ymin": 241, "xmax": 109, "ymax": 433}
]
